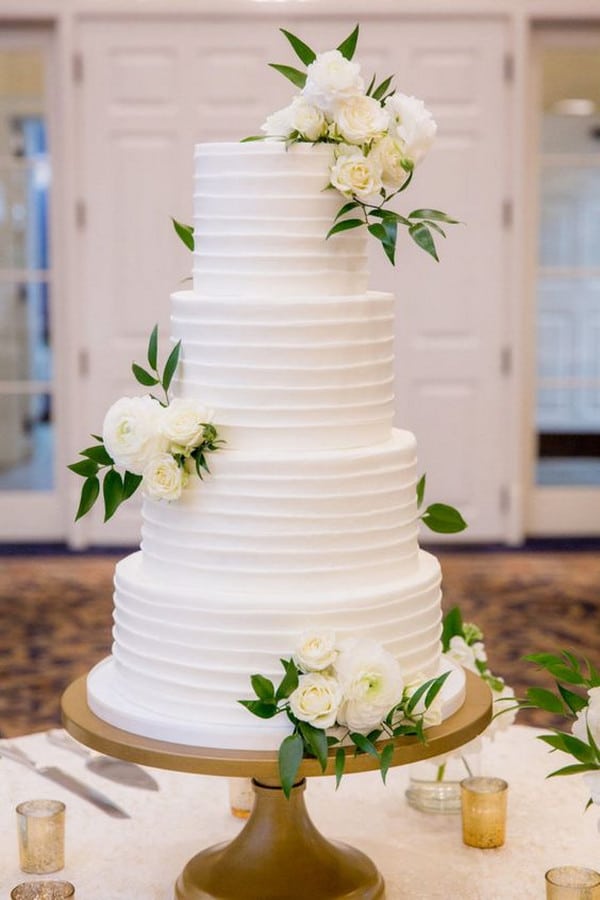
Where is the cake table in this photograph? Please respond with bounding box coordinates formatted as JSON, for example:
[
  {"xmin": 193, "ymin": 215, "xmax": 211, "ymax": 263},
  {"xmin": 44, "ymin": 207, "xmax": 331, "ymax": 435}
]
[{"xmin": 61, "ymin": 670, "xmax": 490, "ymax": 899}]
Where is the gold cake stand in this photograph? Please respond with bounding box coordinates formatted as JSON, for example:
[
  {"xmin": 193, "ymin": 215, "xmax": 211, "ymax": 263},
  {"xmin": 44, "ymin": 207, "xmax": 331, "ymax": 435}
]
[{"xmin": 62, "ymin": 670, "xmax": 491, "ymax": 900}]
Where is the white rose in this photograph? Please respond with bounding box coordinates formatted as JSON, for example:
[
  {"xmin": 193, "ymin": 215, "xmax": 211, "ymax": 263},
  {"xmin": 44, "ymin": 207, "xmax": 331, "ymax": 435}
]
[
  {"xmin": 261, "ymin": 103, "xmax": 295, "ymax": 140},
  {"xmin": 289, "ymin": 673, "xmax": 343, "ymax": 729},
  {"xmin": 370, "ymin": 135, "xmax": 410, "ymax": 190},
  {"xmin": 102, "ymin": 395, "xmax": 167, "ymax": 475},
  {"xmin": 329, "ymin": 147, "xmax": 383, "ymax": 200},
  {"xmin": 385, "ymin": 93, "xmax": 437, "ymax": 166},
  {"xmin": 142, "ymin": 453, "xmax": 186, "ymax": 501},
  {"xmin": 333, "ymin": 94, "xmax": 389, "ymax": 145},
  {"xmin": 572, "ymin": 686, "xmax": 600, "ymax": 745},
  {"xmin": 162, "ymin": 398, "xmax": 212, "ymax": 455},
  {"xmin": 302, "ymin": 49, "xmax": 364, "ymax": 114},
  {"xmin": 290, "ymin": 96, "xmax": 327, "ymax": 142},
  {"xmin": 335, "ymin": 639, "xmax": 404, "ymax": 734},
  {"xmin": 294, "ymin": 630, "xmax": 338, "ymax": 673},
  {"xmin": 485, "ymin": 684, "xmax": 516, "ymax": 739},
  {"xmin": 445, "ymin": 636, "xmax": 479, "ymax": 673}
]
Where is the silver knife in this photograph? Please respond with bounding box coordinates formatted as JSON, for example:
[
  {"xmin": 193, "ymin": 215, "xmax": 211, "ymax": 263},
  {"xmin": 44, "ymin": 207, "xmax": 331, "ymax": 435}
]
[{"xmin": 0, "ymin": 742, "xmax": 130, "ymax": 818}]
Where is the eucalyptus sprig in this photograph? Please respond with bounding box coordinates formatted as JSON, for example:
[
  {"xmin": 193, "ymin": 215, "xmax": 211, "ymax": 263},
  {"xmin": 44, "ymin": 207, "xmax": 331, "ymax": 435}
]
[
  {"xmin": 239, "ymin": 659, "xmax": 449, "ymax": 798},
  {"xmin": 520, "ymin": 651, "xmax": 600, "ymax": 793},
  {"xmin": 416, "ymin": 474, "xmax": 467, "ymax": 534}
]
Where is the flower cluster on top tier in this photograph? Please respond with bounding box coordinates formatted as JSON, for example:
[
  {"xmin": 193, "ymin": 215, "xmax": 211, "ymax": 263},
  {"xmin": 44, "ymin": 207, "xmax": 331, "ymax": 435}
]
[
  {"xmin": 69, "ymin": 326, "xmax": 223, "ymax": 522},
  {"xmin": 239, "ymin": 628, "xmax": 450, "ymax": 796},
  {"xmin": 248, "ymin": 25, "xmax": 458, "ymax": 264}
]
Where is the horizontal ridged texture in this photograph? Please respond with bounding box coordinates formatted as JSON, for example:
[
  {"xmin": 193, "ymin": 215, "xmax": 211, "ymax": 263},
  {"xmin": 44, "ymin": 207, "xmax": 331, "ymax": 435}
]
[
  {"xmin": 87, "ymin": 142, "xmax": 451, "ymax": 750},
  {"xmin": 192, "ymin": 143, "xmax": 368, "ymax": 297},
  {"xmin": 171, "ymin": 290, "xmax": 395, "ymax": 450}
]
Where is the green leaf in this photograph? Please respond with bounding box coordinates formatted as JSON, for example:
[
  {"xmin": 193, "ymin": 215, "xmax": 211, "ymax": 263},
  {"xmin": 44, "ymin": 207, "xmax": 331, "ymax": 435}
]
[
  {"xmin": 275, "ymin": 659, "xmax": 299, "ymax": 702},
  {"xmin": 442, "ymin": 606, "xmax": 464, "ymax": 651},
  {"xmin": 147, "ymin": 324, "xmax": 158, "ymax": 371},
  {"xmin": 379, "ymin": 742, "xmax": 395, "ymax": 784},
  {"xmin": 425, "ymin": 221, "xmax": 446, "ymax": 238},
  {"xmin": 406, "ymin": 678, "xmax": 435, "ymax": 715},
  {"xmin": 548, "ymin": 763, "xmax": 600, "ymax": 778},
  {"xmin": 102, "ymin": 468, "xmax": 124, "ymax": 522},
  {"xmin": 526, "ymin": 687, "xmax": 566, "ymax": 715},
  {"xmin": 240, "ymin": 135, "xmax": 268, "ymax": 143},
  {"xmin": 333, "ymin": 201, "xmax": 359, "ymax": 222},
  {"xmin": 279, "ymin": 732, "xmax": 304, "ymax": 799},
  {"xmin": 326, "ymin": 218, "xmax": 364, "ymax": 239},
  {"xmin": 335, "ymin": 747, "xmax": 346, "ymax": 789},
  {"xmin": 280, "ymin": 28, "xmax": 316, "ymax": 66},
  {"xmin": 525, "ymin": 652, "xmax": 566, "ymax": 668},
  {"xmin": 162, "ymin": 340, "xmax": 182, "ymax": 393},
  {"xmin": 75, "ymin": 476, "xmax": 100, "ymax": 521},
  {"xmin": 337, "ymin": 24, "xmax": 359, "ymax": 60},
  {"xmin": 367, "ymin": 222, "xmax": 387, "ymax": 242},
  {"xmin": 409, "ymin": 222, "xmax": 439, "ymax": 261},
  {"xmin": 68, "ymin": 458, "xmax": 99, "ymax": 478},
  {"xmin": 251, "ymin": 674, "xmax": 276, "ymax": 703},
  {"xmin": 421, "ymin": 503, "xmax": 467, "ymax": 534},
  {"xmin": 171, "ymin": 217, "xmax": 194, "ymax": 252},
  {"xmin": 365, "ymin": 72, "xmax": 376, "ymax": 97},
  {"xmin": 80, "ymin": 444, "xmax": 114, "ymax": 466},
  {"xmin": 370, "ymin": 209, "xmax": 411, "ymax": 227},
  {"xmin": 372, "ymin": 75, "xmax": 393, "ymax": 101},
  {"xmin": 349, "ymin": 732, "xmax": 379, "ymax": 761},
  {"xmin": 416, "ymin": 474, "xmax": 426, "ymax": 509},
  {"xmin": 298, "ymin": 721, "xmax": 328, "ymax": 772},
  {"xmin": 424, "ymin": 671, "xmax": 451, "ymax": 707},
  {"xmin": 538, "ymin": 732, "xmax": 596, "ymax": 764},
  {"xmin": 122, "ymin": 470, "xmax": 143, "ymax": 501},
  {"xmin": 409, "ymin": 209, "xmax": 460, "ymax": 224},
  {"xmin": 557, "ymin": 683, "xmax": 588, "ymax": 714},
  {"xmin": 268, "ymin": 63, "xmax": 307, "ymax": 89},
  {"xmin": 238, "ymin": 699, "xmax": 279, "ymax": 719},
  {"xmin": 132, "ymin": 363, "xmax": 159, "ymax": 387}
]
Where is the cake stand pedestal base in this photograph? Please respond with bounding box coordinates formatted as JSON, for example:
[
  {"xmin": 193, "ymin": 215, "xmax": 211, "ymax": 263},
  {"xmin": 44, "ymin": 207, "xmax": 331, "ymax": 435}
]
[{"xmin": 175, "ymin": 778, "xmax": 383, "ymax": 900}]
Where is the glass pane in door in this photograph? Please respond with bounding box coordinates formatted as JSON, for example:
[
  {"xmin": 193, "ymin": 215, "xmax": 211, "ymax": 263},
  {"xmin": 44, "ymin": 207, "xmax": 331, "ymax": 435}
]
[{"xmin": 536, "ymin": 45, "xmax": 600, "ymax": 486}]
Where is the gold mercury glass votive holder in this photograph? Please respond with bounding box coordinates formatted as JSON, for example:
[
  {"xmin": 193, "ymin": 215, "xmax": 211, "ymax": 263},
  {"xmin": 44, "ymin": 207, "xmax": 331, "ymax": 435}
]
[
  {"xmin": 228, "ymin": 777, "xmax": 255, "ymax": 819},
  {"xmin": 16, "ymin": 799, "xmax": 66, "ymax": 874},
  {"xmin": 460, "ymin": 776, "xmax": 508, "ymax": 849},
  {"xmin": 10, "ymin": 881, "xmax": 75, "ymax": 900},
  {"xmin": 545, "ymin": 866, "xmax": 600, "ymax": 899}
]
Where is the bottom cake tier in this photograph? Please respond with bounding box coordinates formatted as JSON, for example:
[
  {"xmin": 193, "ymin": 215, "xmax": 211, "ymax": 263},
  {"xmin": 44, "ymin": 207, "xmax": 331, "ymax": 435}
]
[{"xmin": 87, "ymin": 549, "xmax": 463, "ymax": 750}]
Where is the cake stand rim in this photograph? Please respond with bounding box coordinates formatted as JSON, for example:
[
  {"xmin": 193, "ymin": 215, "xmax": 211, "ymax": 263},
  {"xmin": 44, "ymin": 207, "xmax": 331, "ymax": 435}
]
[{"xmin": 61, "ymin": 668, "xmax": 491, "ymax": 780}]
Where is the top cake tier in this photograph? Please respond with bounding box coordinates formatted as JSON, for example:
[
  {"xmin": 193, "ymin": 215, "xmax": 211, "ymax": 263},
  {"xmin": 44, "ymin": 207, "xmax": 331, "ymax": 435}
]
[{"xmin": 193, "ymin": 142, "xmax": 368, "ymax": 298}]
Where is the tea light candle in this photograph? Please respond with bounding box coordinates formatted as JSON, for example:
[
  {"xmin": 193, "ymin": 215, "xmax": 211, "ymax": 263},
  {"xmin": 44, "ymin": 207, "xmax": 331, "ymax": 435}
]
[
  {"xmin": 460, "ymin": 776, "xmax": 508, "ymax": 849},
  {"xmin": 10, "ymin": 882, "xmax": 75, "ymax": 900},
  {"xmin": 16, "ymin": 800, "xmax": 65, "ymax": 874},
  {"xmin": 545, "ymin": 866, "xmax": 600, "ymax": 899}
]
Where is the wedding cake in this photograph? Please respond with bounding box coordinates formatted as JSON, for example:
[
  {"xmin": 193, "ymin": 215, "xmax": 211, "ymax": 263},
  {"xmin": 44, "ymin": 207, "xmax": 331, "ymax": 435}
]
[{"xmin": 86, "ymin": 141, "xmax": 465, "ymax": 750}]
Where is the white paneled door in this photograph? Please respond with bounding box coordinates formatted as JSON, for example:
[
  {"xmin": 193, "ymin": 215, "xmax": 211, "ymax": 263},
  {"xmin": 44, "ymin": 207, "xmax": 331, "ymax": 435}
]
[{"xmin": 73, "ymin": 16, "xmax": 511, "ymax": 545}]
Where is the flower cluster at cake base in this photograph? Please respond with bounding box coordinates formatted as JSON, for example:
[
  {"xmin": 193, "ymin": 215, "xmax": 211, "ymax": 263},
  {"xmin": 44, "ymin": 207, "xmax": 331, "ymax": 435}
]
[
  {"xmin": 69, "ymin": 325, "xmax": 223, "ymax": 521},
  {"xmin": 521, "ymin": 651, "xmax": 600, "ymax": 811},
  {"xmin": 239, "ymin": 629, "xmax": 450, "ymax": 797},
  {"xmin": 244, "ymin": 25, "xmax": 459, "ymax": 264}
]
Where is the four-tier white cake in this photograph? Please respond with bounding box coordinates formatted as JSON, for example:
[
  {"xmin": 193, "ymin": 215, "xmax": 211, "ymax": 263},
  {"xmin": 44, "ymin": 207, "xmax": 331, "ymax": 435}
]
[{"xmin": 87, "ymin": 142, "xmax": 465, "ymax": 750}]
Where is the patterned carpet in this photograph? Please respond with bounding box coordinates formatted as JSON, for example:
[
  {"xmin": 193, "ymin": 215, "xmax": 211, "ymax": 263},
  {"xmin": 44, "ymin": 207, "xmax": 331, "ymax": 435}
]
[{"xmin": 1, "ymin": 547, "xmax": 599, "ymax": 737}]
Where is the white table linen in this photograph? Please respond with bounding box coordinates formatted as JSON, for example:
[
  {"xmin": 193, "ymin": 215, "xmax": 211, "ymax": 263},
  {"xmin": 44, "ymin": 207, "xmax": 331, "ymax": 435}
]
[{"xmin": 1, "ymin": 725, "xmax": 598, "ymax": 899}]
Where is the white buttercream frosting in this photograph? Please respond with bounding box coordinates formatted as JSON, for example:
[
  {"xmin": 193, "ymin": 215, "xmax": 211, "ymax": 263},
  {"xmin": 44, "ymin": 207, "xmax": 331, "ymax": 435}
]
[{"xmin": 87, "ymin": 141, "xmax": 459, "ymax": 750}]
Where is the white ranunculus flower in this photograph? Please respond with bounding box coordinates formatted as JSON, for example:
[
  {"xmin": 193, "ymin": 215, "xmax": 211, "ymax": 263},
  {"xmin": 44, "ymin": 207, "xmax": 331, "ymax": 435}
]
[
  {"xmin": 290, "ymin": 96, "xmax": 327, "ymax": 142},
  {"xmin": 142, "ymin": 453, "xmax": 186, "ymax": 501},
  {"xmin": 445, "ymin": 636, "xmax": 479, "ymax": 673},
  {"xmin": 302, "ymin": 49, "xmax": 364, "ymax": 114},
  {"xmin": 333, "ymin": 94, "xmax": 389, "ymax": 145},
  {"xmin": 261, "ymin": 103, "xmax": 295, "ymax": 140},
  {"xmin": 162, "ymin": 397, "xmax": 212, "ymax": 455},
  {"xmin": 335, "ymin": 639, "xmax": 404, "ymax": 734},
  {"xmin": 329, "ymin": 146, "xmax": 383, "ymax": 200},
  {"xmin": 572, "ymin": 686, "xmax": 600, "ymax": 745},
  {"xmin": 289, "ymin": 673, "xmax": 343, "ymax": 730},
  {"xmin": 294, "ymin": 629, "xmax": 338, "ymax": 673},
  {"xmin": 370, "ymin": 135, "xmax": 410, "ymax": 190},
  {"xmin": 102, "ymin": 395, "xmax": 167, "ymax": 475},
  {"xmin": 385, "ymin": 93, "xmax": 437, "ymax": 166}
]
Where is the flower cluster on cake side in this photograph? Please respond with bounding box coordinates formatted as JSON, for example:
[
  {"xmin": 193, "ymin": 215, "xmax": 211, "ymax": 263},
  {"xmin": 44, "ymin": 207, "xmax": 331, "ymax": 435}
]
[{"xmin": 239, "ymin": 629, "xmax": 451, "ymax": 796}]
